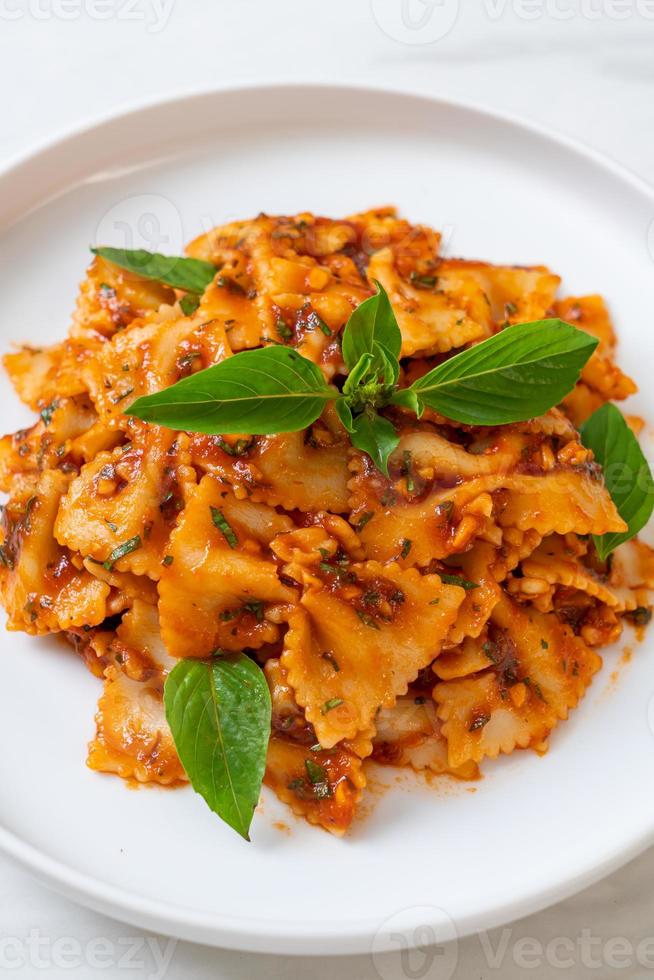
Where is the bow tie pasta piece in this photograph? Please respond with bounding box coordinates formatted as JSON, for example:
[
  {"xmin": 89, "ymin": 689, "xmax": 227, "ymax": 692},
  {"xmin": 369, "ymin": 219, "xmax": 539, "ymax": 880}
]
[
  {"xmin": 73, "ymin": 253, "xmax": 176, "ymax": 342},
  {"xmin": 514, "ymin": 534, "xmax": 639, "ymax": 615},
  {"xmin": 372, "ymin": 695, "xmax": 478, "ymax": 780},
  {"xmin": 347, "ymin": 429, "xmax": 527, "ymax": 566},
  {"xmin": 0, "ymin": 394, "xmax": 102, "ymax": 495},
  {"xmin": 444, "ymin": 542, "xmax": 504, "ymax": 648},
  {"xmin": 81, "ymin": 305, "xmax": 233, "ymax": 422},
  {"xmin": 0, "ymin": 469, "xmax": 110, "ymax": 634},
  {"xmin": 281, "ymin": 562, "xmax": 465, "ymax": 750},
  {"xmin": 189, "ymin": 212, "xmax": 370, "ymax": 369},
  {"xmin": 190, "ymin": 428, "xmax": 351, "ymax": 514},
  {"xmin": 433, "ymin": 595, "xmax": 602, "ymax": 768},
  {"xmin": 367, "ymin": 248, "xmax": 492, "ymax": 358},
  {"xmin": 495, "ymin": 470, "xmax": 625, "ymax": 537},
  {"xmin": 54, "ymin": 426, "xmax": 196, "ymax": 579},
  {"xmin": 3, "ymin": 341, "xmax": 91, "ymax": 411},
  {"xmin": 88, "ymin": 664, "xmax": 185, "ymax": 785},
  {"xmin": 158, "ymin": 475, "xmax": 298, "ymax": 659},
  {"xmin": 265, "ymin": 736, "xmax": 366, "ymax": 836}
]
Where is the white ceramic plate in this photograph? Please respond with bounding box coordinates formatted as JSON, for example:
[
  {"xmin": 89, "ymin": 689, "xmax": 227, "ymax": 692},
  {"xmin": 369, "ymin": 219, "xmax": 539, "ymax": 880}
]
[{"xmin": 1, "ymin": 84, "xmax": 653, "ymax": 956}]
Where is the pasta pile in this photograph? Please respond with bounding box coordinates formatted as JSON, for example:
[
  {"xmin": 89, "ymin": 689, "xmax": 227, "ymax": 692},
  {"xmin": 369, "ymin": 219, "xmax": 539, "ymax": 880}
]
[{"xmin": 1, "ymin": 207, "xmax": 652, "ymax": 834}]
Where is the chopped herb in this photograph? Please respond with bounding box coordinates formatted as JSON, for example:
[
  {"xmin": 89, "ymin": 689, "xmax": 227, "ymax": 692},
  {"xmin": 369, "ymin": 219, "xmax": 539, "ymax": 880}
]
[
  {"xmin": 627, "ymin": 606, "xmax": 652, "ymax": 627},
  {"xmin": 436, "ymin": 500, "xmax": 454, "ymax": 521},
  {"xmin": 276, "ymin": 318, "xmax": 293, "ymax": 340},
  {"xmin": 104, "ymin": 520, "xmax": 118, "ymax": 533},
  {"xmin": 216, "ymin": 274, "xmax": 246, "ymax": 295},
  {"xmin": 162, "ymin": 554, "xmax": 174, "ymax": 567},
  {"xmin": 410, "ymin": 271, "xmax": 438, "ymax": 289},
  {"xmin": 23, "ymin": 496, "xmax": 37, "ymax": 533},
  {"xmin": 307, "ymin": 311, "xmax": 332, "ymax": 336},
  {"xmin": 356, "ymin": 609, "xmax": 380, "ymax": 630},
  {"xmin": 210, "ymin": 507, "xmax": 238, "ymax": 549},
  {"xmin": 40, "ymin": 400, "xmax": 59, "ymax": 426},
  {"xmin": 219, "ymin": 608, "xmax": 239, "ymax": 622},
  {"xmin": 103, "ymin": 535, "xmax": 141, "ymax": 570},
  {"xmin": 439, "ymin": 573, "xmax": 479, "ymax": 590},
  {"xmin": 321, "ymin": 697, "xmax": 344, "ymax": 715},
  {"xmin": 482, "ymin": 640, "xmax": 501, "ymax": 664},
  {"xmin": 310, "ymin": 743, "xmax": 323, "ymax": 753},
  {"xmin": 216, "ymin": 436, "xmax": 254, "ymax": 457},
  {"xmin": 0, "ymin": 546, "xmax": 14, "ymax": 570},
  {"xmin": 504, "ymin": 301, "xmax": 518, "ymax": 316},
  {"xmin": 540, "ymin": 639, "xmax": 549, "ymax": 650},
  {"xmin": 243, "ymin": 600, "xmax": 265, "ymax": 622},
  {"xmin": 321, "ymin": 651, "xmax": 340, "ymax": 672},
  {"xmin": 178, "ymin": 351, "xmax": 202, "ymax": 369},
  {"xmin": 468, "ymin": 712, "xmax": 490, "ymax": 732},
  {"xmin": 356, "ymin": 511, "xmax": 374, "ymax": 530},
  {"xmin": 110, "ymin": 387, "xmax": 134, "ymax": 405},
  {"xmin": 381, "ymin": 488, "xmax": 398, "ymax": 507},
  {"xmin": 180, "ymin": 293, "xmax": 200, "ymax": 316},
  {"xmin": 303, "ymin": 760, "xmax": 333, "ymax": 798},
  {"xmin": 429, "ymin": 598, "xmax": 440, "ymax": 605},
  {"xmin": 401, "ymin": 450, "xmax": 415, "ymax": 492},
  {"xmin": 400, "ymin": 538, "xmax": 412, "ymax": 559}
]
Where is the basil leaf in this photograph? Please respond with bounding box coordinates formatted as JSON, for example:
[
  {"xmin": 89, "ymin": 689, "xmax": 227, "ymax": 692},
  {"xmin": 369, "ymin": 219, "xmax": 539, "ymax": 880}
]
[
  {"xmin": 580, "ymin": 403, "xmax": 654, "ymax": 560},
  {"xmin": 126, "ymin": 346, "xmax": 337, "ymax": 434},
  {"xmin": 335, "ymin": 396, "xmax": 354, "ymax": 432},
  {"xmin": 349, "ymin": 411, "xmax": 399, "ymax": 477},
  {"xmin": 342, "ymin": 352, "xmax": 375, "ymax": 397},
  {"xmin": 390, "ymin": 387, "xmax": 421, "ymax": 415},
  {"xmin": 92, "ymin": 247, "xmax": 216, "ymax": 294},
  {"xmin": 409, "ymin": 319, "xmax": 598, "ymax": 425},
  {"xmin": 164, "ymin": 654, "xmax": 271, "ymax": 840},
  {"xmin": 341, "ymin": 282, "xmax": 402, "ymax": 384}
]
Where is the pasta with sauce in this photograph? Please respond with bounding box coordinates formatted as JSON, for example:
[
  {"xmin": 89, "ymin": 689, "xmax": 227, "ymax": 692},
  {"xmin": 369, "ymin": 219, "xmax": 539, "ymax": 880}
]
[{"xmin": 1, "ymin": 206, "xmax": 652, "ymax": 835}]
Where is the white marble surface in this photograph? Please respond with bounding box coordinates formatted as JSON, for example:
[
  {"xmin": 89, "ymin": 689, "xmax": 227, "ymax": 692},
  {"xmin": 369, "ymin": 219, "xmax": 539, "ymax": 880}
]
[{"xmin": 1, "ymin": 3, "xmax": 654, "ymax": 976}]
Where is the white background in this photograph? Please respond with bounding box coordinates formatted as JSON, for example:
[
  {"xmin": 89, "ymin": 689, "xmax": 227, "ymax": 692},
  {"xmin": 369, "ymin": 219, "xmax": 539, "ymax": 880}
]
[{"xmin": 1, "ymin": 1, "xmax": 654, "ymax": 977}]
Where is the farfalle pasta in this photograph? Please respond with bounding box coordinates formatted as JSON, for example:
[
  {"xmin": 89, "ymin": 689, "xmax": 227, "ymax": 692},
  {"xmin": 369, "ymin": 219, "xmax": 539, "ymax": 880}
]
[{"xmin": 1, "ymin": 207, "xmax": 652, "ymax": 836}]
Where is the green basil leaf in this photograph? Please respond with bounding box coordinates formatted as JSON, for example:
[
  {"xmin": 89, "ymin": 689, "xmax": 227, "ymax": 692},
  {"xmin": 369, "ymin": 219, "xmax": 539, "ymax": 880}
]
[
  {"xmin": 349, "ymin": 411, "xmax": 399, "ymax": 477},
  {"xmin": 390, "ymin": 387, "xmax": 421, "ymax": 415},
  {"xmin": 180, "ymin": 293, "xmax": 201, "ymax": 316},
  {"xmin": 409, "ymin": 319, "xmax": 598, "ymax": 425},
  {"xmin": 92, "ymin": 247, "xmax": 216, "ymax": 294},
  {"xmin": 341, "ymin": 282, "xmax": 401, "ymax": 384},
  {"xmin": 126, "ymin": 346, "xmax": 337, "ymax": 434},
  {"xmin": 164, "ymin": 653, "xmax": 271, "ymax": 840},
  {"xmin": 580, "ymin": 403, "xmax": 654, "ymax": 560},
  {"xmin": 342, "ymin": 352, "xmax": 375, "ymax": 397},
  {"xmin": 335, "ymin": 396, "xmax": 354, "ymax": 432}
]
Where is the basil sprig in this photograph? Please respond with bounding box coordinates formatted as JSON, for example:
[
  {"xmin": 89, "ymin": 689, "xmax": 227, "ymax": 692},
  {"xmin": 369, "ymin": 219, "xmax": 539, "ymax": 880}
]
[
  {"xmin": 119, "ymin": 255, "xmax": 598, "ymax": 473},
  {"xmin": 92, "ymin": 246, "xmax": 216, "ymax": 294},
  {"xmin": 164, "ymin": 653, "xmax": 271, "ymax": 840},
  {"xmin": 580, "ymin": 403, "xmax": 654, "ymax": 559}
]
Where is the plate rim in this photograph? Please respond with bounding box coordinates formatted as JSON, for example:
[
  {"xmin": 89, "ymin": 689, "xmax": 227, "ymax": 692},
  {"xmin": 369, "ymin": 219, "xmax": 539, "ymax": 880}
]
[{"xmin": 1, "ymin": 80, "xmax": 654, "ymax": 955}]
